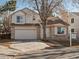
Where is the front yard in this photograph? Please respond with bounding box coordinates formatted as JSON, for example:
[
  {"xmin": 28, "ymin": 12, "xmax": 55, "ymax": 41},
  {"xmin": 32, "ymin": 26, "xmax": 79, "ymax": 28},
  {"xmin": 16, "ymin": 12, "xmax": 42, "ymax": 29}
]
[{"xmin": 0, "ymin": 39, "xmax": 79, "ymax": 59}]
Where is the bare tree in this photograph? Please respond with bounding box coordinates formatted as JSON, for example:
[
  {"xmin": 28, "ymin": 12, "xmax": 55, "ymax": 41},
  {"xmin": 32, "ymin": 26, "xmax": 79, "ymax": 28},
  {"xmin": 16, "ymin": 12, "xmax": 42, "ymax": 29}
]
[{"xmin": 24, "ymin": 0, "xmax": 63, "ymax": 40}]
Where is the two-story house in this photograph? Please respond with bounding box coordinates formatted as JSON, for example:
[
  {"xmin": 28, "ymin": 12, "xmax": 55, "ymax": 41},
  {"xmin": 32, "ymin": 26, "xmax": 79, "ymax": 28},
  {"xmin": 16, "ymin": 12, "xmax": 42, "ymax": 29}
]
[{"xmin": 10, "ymin": 8, "xmax": 69, "ymax": 40}]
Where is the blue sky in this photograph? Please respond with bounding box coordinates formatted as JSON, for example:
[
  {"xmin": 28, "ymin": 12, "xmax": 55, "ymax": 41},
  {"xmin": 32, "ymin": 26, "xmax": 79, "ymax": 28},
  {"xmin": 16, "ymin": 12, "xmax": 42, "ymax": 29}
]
[
  {"xmin": 63, "ymin": 0, "xmax": 79, "ymax": 12},
  {"xmin": 0, "ymin": 0, "xmax": 7, "ymax": 5},
  {"xmin": 0, "ymin": 0, "xmax": 79, "ymax": 12}
]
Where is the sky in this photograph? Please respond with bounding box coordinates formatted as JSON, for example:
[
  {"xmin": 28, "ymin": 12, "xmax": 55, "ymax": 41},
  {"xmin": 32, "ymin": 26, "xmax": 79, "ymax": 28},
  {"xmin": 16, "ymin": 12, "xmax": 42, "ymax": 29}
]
[
  {"xmin": 0, "ymin": 0, "xmax": 7, "ymax": 5},
  {"xmin": 0, "ymin": 0, "xmax": 79, "ymax": 12},
  {"xmin": 64, "ymin": 0, "xmax": 79, "ymax": 12}
]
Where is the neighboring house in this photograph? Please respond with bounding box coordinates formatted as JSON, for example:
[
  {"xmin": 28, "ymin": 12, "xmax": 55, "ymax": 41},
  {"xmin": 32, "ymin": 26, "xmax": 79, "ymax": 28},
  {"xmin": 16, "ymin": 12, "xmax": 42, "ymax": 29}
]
[
  {"xmin": 10, "ymin": 8, "xmax": 69, "ymax": 40},
  {"xmin": 68, "ymin": 12, "xmax": 79, "ymax": 39},
  {"xmin": 59, "ymin": 10, "xmax": 79, "ymax": 39}
]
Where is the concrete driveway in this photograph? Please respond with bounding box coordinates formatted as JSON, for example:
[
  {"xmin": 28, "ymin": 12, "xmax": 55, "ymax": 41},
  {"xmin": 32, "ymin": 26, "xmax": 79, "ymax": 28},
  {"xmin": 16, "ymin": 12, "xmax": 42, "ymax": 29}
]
[
  {"xmin": 10, "ymin": 40, "xmax": 49, "ymax": 53},
  {"xmin": 0, "ymin": 39, "xmax": 49, "ymax": 55}
]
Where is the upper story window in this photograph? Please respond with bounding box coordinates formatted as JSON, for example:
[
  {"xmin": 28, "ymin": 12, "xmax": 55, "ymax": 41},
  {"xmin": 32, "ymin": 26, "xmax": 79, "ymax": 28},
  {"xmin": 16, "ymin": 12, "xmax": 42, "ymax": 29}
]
[
  {"xmin": 71, "ymin": 18, "xmax": 74, "ymax": 23},
  {"xmin": 16, "ymin": 16, "xmax": 23, "ymax": 23},
  {"xmin": 57, "ymin": 27, "xmax": 65, "ymax": 34}
]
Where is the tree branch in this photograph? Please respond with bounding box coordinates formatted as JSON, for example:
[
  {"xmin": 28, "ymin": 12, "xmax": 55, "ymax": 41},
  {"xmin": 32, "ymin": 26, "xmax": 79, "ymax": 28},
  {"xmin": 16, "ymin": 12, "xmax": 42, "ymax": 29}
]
[
  {"xmin": 48, "ymin": 0, "xmax": 62, "ymax": 14},
  {"xmin": 48, "ymin": 0, "xmax": 54, "ymax": 9},
  {"xmin": 34, "ymin": 0, "xmax": 40, "ymax": 14},
  {"xmin": 52, "ymin": 0, "xmax": 62, "ymax": 10}
]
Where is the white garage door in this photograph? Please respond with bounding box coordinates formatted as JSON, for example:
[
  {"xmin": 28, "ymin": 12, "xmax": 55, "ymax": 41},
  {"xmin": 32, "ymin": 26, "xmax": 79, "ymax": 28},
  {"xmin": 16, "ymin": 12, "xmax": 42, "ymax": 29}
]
[{"xmin": 15, "ymin": 29, "xmax": 37, "ymax": 39}]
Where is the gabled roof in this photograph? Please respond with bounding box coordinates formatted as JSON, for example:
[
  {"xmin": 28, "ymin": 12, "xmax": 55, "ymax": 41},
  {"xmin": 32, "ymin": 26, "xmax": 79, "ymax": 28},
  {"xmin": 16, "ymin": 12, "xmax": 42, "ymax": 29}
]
[
  {"xmin": 10, "ymin": 7, "xmax": 38, "ymax": 16},
  {"xmin": 47, "ymin": 17, "xmax": 69, "ymax": 26}
]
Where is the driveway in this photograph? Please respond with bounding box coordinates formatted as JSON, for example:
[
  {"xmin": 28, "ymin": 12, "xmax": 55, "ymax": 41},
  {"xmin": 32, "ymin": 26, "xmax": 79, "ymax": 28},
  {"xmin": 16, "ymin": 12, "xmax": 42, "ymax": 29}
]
[
  {"xmin": 9, "ymin": 40, "xmax": 50, "ymax": 53},
  {"xmin": 0, "ymin": 39, "xmax": 49, "ymax": 58}
]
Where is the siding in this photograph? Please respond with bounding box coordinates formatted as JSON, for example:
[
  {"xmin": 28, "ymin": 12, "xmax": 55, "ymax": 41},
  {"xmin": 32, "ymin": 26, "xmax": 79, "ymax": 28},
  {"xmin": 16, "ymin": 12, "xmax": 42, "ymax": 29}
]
[{"xmin": 11, "ymin": 8, "xmax": 41, "ymax": 24}]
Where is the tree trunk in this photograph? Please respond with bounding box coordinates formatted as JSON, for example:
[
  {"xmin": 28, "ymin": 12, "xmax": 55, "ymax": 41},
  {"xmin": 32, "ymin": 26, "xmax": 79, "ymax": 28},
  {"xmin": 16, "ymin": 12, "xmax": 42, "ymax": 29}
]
[{"xmin": 42, "ymin": 21, "xmax": 46, "ymax": 40}]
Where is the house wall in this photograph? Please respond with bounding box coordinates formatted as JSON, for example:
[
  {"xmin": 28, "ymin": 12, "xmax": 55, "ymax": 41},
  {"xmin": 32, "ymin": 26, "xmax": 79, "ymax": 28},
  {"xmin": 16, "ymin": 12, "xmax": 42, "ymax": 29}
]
[
  {"xmin": 12, "ymin": 11, "xmax": 26, "ymax": 24},
  {"xmin": 11, "ymin": 9, "xmax": 41, "ymax": 24}
]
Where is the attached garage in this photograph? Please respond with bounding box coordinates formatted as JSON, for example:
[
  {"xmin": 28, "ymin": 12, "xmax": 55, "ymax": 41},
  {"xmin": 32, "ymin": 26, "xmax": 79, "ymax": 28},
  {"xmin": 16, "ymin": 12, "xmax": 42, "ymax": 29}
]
[
  {"xmin": 15, "ymin": 29, "xmax": 37, "ymax": 39},
  {"xmin": 11, "ymin": 24, "xmax": 40, "ymax": 40}
]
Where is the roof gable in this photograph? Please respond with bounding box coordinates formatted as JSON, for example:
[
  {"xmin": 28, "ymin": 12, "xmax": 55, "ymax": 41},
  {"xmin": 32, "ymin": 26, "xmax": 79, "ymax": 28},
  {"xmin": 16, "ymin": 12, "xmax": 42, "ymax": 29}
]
[
  {"xmin": 47, "ymin": 17, "xmax": 69, "ymax": 26},
  {"xmin": 10, "ymin": 8, "xmax": 38, "ymax": 16}
]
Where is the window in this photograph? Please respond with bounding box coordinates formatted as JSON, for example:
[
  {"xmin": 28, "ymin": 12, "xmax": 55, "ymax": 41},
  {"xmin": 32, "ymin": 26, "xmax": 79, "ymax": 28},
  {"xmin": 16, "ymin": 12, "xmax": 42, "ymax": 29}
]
[
  {"xmin": 57, "ymin": 27, "xmax": 64, "ymax": 34},
  {"xmin": 71, "ymin": 18, "xmax": 74, "ymax": 23},
  {"xmin": 33, "ymin": 15, "xmax": 35, "ymax": 20},
  {"xmin": 71, "ymin": 29, "xmax": 74, "ymax": 33},
  {"xmin": 16, "ymin": 16, "xmax": 22, "ymax": 23}
]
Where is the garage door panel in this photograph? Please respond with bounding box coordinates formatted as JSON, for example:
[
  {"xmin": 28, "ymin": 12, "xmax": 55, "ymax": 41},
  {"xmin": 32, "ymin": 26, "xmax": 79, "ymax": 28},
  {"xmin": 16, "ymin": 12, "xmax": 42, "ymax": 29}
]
[{"xmin": 15, "ymin": 29, "xmax": 37, "ymax": 39}]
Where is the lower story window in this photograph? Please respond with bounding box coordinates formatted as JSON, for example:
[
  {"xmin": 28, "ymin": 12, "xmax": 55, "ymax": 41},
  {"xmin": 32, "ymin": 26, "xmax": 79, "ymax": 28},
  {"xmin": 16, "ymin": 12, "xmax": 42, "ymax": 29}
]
[
  {"xmin": 71, "ymin": 29, "xmax": 74, "ymax": 33},
  {"xmin": 57, "ymin": 27, "xmax": 65, "ymax": 34}
]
